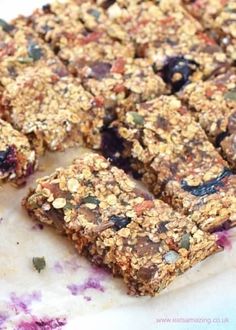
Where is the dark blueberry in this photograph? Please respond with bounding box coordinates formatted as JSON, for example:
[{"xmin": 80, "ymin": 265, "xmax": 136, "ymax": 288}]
[
  {"xmin": 215, "ymin": 130, "xmax": 229, "ymax": 148},
  {"xmin": 28, "ymin": 41, "xmax": 44, "ymax": 61},
  {"xmin": 101, "ymin": 127, "xmax": 125, "ymax": 161},
  {"xmin": 42, "ymin": 4, "xmax": 52, "ymax": 13},
  {"xmin": 0, "ymin": 18, "xmax": 15, "ymax": 32},
  {"xmin": 0, "ymin": 146, "xmax": 17, "ymax": 173},
  {"xmin": 158, "ymin": 221, "xmax": 169, "ymax": 233},
  {"xmin": 181, "ymin": 168, "xmax": 232, "ymax": 197},
  {"xmin": 100, "ymin": 127, "xmax": 132, "ymax": 172},
  {"xmin": 160, "ymin": 56, "xmax": 199, "ymax": 92},
  {"xmin": 89, "ymin": 62, "xmax": 112, "ymax": 80},
  {"xmin": 209, "ymin": 220, "xmax": 232, "ymax": 233},
  {"xmin": 109, "ymin": 215, "xmax": 131, "ymax": 231},
  {"xmin": 103, "ymin": 105, "xmax": 117, "ymax": 127},
  {"xmin": 101, "ymin": 0, "xmax": 116, "ymax": 10}
]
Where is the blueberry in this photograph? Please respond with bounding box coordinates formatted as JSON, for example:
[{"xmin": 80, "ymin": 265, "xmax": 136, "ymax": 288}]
[
  {"xmin": 42, "ymin": 4, "xmax": 51, "ymax": 13},
  {"xmin": 101, "ymin": 127, "xmax": 125, "ymax": 162},
  {"xmin": 0, "ymin": 146, "xmax": 17, "ymax": 173},
  {"xmin": 181, "ymin": 168, "xmax": 232, "ymax": 197},
  {"xmin": 160, "ymin": 56, "xmax": 199, "ymax": 92},
  {"xmin": 109, "ymin": 215, "xmax": 131, "ymax": 231},
  {"xmin": 101, "ymin": 0, "xmax": 116, "ymax": 10},
  {"xmin": 101, "ymin": 127, "xmax": 132, "ymax": 173},
  {"xmin": 0, "ymin": 18, "xmax": 14, "ymax": 32}
]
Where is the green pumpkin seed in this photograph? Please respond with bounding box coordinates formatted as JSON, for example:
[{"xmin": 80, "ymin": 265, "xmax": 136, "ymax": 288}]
[
  {"xmin": 0, "ymin": 18, "xmax": 14, "ymax": 32},
  {"xmin": 81, "ymin": 196, "xmax": 100, "ymax": 205},
  {"xmin": 164, "ymin": 250, "xmax": 180, "ymax": 264},
  {"xmin": 224, "ymin": 89, "xmax": 236, "ymax": 101},
  {"xmin": 28, "ymin": 41, "xmax": 44, "ymax": 61},
  {"xmin": 129, "ymin": 112, "xmax": 144, "ymax": 125},
  {"xmin": 18, "ymin": 57, "xmax": 34, "ymax": 64},
  {"xmin": 180, "ymin": 233, "xmax": 191, "ymax": 250},
  {"xmin": 32, "ymin": 257, "xmax": 46, "ymax": 273}
]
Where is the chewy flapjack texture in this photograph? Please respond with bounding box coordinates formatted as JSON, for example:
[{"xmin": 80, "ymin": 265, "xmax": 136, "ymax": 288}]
[
  {"xmin": 28, "ymin": 0, "xmax": 135, "ymax": 77},
  {"xmin": 183, "ymin": 0, "xmax": 236, "ymax": 61},
  {"xmin": 0, "ymin": 119, "xmax": 36, "ymax": 184},
  {"xmin": 0, "ymin": 65, "xmax": 109, "ymax": 154},
  {"xmin": 0, "ymin": 19, "xmax": 66, "ymax": 86},
  {"xmin": 23, "ymin": 153, "xmax": 219, "ymax": 296},
  {"xmin": 179, "ymin": 70, "xmax": 236, "ymax": 167},
  {"xmin": 113, "ymin": 95, "xmax": 236, "ymax": 232}
]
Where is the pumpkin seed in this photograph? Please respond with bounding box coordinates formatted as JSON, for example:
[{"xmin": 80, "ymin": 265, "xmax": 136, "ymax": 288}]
[
  {"xmin": 28, "ymin": 41, "xmax": 44, "ymax": 61},
  {"xmin": 129, "ymin": 112, "xmax": 144, "ymax": 125},
  {"xmin": 164, "ymin": 250, "xmax": 180, "ymax": 264},
  {"xmin": 180, "ymin": 233, "xmax": 191, "ymax": 250},
  {"xmin": 32, "ymin": 257, "xmax": 46, "ymax": 273},
  {"xmin": 0, "ymin": 18, "xmax": 14, "ymax": 32},
  {"xmin": 224, "ymin": 89, "xmax": 236, "ymax": 101}
]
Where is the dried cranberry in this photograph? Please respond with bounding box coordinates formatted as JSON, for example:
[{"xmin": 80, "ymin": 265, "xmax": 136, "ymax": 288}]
[
  {"xmin": 89, "ymin": 62, "xmax": 112, "ymax": 80},
  {"xmin": 0, "ymin": 146, "xmax": 17, "ymax": 173},
  {"xmin": 160, "ymin": 56, "xmax": 199, "ymax": 92},
  {"xmin": 109, "ymin": 215, "xmax": 131, "ymax": 230}
]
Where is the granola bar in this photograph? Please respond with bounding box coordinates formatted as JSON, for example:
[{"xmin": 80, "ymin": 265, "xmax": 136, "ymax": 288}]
[
  {"xmin": 0, "ymin": 119, "xmax": 36, "ymax": 184},
  {"xmin": 0, "ymin": 18, "xmax": 66, "ymax": 86},
  {"xmin": 179, "ymin": 70, "xmax": 236, "ymax": 167},
  {"xmin": 29, "ymin": 1, "xmax": 135, "ymax": 77},
  {"xmin": 112, "ymin": 95, "xmax": 236, "ymax": 232},
  {"xmin": 23, "ymin": 153, "xmax": 219, "ymax": 296},
  {"xmin": 0, "ymin": 64, "xmax": 111, "ymax": 154},
  {"xmin": 98, "ymin": 0, "xmax": 228, "ymax": 90},
  {"xmin": 183, "ymin": 0, "xmax": 236, "ymax": 60},
  {"xmin": 82, "ymin": 58, "xmax": 169, "ymax": 106}
]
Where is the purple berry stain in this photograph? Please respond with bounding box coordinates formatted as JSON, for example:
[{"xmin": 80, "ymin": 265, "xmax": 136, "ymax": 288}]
[
  {"xmin": 216, "ymin": 231, "xmax": 233, "ymax": 250},
  {"xmin": 0, "ymin": 312, "xmax": 9, "ymax": 330},
  {"xmin": 67, "ymin": 277, "xmax": 105, "ymax": 297},
  {"xmin": 31, "ymin": 223, "xmax": 44, "ymax": 231},
  {"xmin": 0, "ymin": 146, "xmax": 17, "ymax": 173},
  {"xmin": 16, "ymin": 316, "xmax": 66, "ymax": 330},
  {"xmin": 9, "ymin": 291, "xmax": 41, "ymax": 314}
]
